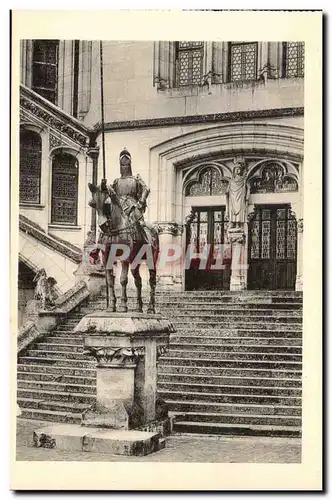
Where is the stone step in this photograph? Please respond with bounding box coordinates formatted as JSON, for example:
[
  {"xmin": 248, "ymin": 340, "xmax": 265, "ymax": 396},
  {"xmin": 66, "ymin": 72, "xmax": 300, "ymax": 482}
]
[
  {"xmin": 166, "ymin": 349, "xmax": 302, "ymax": 362},
  {"xmin": 17, "ymin": 379, "xmax": 97, "ymax": 395},
  {"xmin": 157, "ymin": 381, "xmax": 301, "ymax": 397},
  {"xmin": 158, "ymin": 389, "xmax": 301, "ymax": 406},
  {"xmin": 170, "ymin": 343, "xmax": 302, "ymax": 354},
  {"xmin": 173, "ymin": 315, "xmax": 302, "ymax": 323},
  {"xmin": 17, "ymin": 387, "xmax": 95, "ymax": 404},
  {"xmin": 158, "ymin": 357, "xmax": 301, "ymax": 370},
  {"xmin": 25, "ymin": 350, "xmax": 89, "ymax": 361},
  {"xmin": 171, "ymin": 411, "xmax": 301, "ymax": 427},
  {"xmin": 161, "ymin": 310, "xmax": 302, "ymax": 318},
  {"xmin": 42, "ymin": 336, "xmax": 84, "ymax": 345},
  {"xmin": 34, "ymin": 343, "xmax": 84, "ymax": 353},
  {"xmin": 128, "ymin": 302, "xmax": 303, "ymax": 310},
  {"xmin": 18, "ymin": 356, "xmax": 95, "ymax": 369},
  {"xmin": 175, "ymin": 322, "xmax": 302, "ymax": 331},
  {"xmin": 170, "ymin": 336, "xmax": 302, "ymax": 346},
  {"xmin": 17, "ymin": 370, "xmax": 96, "ymax": 386},
  {"xmin": 171, "ymin": 328, "xmax": 302, "ymax": 337},
  {"xmin": 18, "ymin": 407, "xmax": 82, "ymax": 425},
  {"xmin": 158, "ymin": 373, "xmax": 302, "ymax": 387},
  {"xmin": 18, "ymin": 397, "xmax": 90, "ymax": 413},
  {"xmin": 17, "ymin": 363, "xmax": 96, "ymax": 377},
  {"xmin": 158, "ymin": 364, "xmax": 302, "ymax": 378},
  {"xmin": 173, "ymin": 421, "xmax": 301, "ymax": 437},
  {"xmin": 161, "ymin": 399, "xmax": 302, "ymax": 416}
]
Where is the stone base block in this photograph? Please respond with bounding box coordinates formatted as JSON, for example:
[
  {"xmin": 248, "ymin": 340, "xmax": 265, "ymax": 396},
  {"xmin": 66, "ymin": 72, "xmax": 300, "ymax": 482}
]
[
  {"xmin": 33, "ymin": 423, "xmax": 165, "ymax": 456},
  {"xmin": 81, "ymin": 401, "xmax": 144, "ymax": 430}
]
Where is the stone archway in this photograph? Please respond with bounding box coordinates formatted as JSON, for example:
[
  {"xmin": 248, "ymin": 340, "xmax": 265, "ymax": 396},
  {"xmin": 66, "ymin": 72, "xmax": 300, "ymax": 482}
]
[{"xmin": 149, "ymin": 122, "xmax": 303, "ymax": 290}]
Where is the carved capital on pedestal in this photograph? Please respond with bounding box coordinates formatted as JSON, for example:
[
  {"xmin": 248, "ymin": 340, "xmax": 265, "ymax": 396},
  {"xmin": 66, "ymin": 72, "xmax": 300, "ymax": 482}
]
[
  {"xmin": 227, "ymin": 227, "xmax": 246, "ymax": 245},
  {"xmin": 157, "ymin": 221, "xmax": 184, "ymax": 236},
  {"xmin": 298, "ymin": 218, "xmax": 303, "ymax": 233},
  {"xmin": 87, "ymin": 146, "xmax": 100, "ymax": 160},
  {"xmin": 84, "ymin": 346, "xmax": 145, "ymax": 366}
]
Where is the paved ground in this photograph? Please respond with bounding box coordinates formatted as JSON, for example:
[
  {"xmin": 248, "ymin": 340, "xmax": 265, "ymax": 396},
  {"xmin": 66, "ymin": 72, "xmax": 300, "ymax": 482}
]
[{"xmin": 15, "ymin": 419, "xmax": 301, "ymax": 463}]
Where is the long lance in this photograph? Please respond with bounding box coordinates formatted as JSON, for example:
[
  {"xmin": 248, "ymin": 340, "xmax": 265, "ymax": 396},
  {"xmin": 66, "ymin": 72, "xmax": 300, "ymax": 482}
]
[{"xmin": 99, "ymin": 40, "xmax": 109, "ymax": 309}]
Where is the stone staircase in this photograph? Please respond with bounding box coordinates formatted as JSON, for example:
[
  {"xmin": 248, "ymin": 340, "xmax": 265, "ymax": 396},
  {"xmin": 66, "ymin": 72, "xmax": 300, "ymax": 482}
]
[
  {"xmin": 17, "ymin": 309, "xmax": 97, "ymax": 424},
  {"xmin": 156, "ymin": 291, "xmax": 303, "ymax": 437},
  {"xmin": 17, "ymin": 290, "xmax": 302, "ymax": 437}
]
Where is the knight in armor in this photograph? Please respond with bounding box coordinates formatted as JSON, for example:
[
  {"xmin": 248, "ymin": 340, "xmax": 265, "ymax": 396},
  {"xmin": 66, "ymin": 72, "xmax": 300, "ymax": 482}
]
[{"xmin": 111, "ymin": 148, "xmax": 150, "ymax": 242}]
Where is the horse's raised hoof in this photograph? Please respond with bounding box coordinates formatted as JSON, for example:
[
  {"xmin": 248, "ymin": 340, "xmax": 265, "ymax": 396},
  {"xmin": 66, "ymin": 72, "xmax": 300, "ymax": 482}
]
[{"xmin": 117, "ymin": 305, "xmax": 128, "ymax": 313}]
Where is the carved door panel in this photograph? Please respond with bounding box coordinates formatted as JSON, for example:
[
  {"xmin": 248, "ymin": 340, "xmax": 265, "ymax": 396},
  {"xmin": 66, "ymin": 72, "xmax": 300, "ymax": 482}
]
[
  {"xmin": 248, "ymin": 205, "xmax": 297, "ymax": 290},
  {"xmin": 185, "ymin": 207, "xmax": 231, "ymax": 290}
]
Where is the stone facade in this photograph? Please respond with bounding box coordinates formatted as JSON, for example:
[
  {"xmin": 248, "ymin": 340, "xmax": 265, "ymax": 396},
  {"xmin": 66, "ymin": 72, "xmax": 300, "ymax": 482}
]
[{"xmin": 18, "ymin": 40, "xmax": 304, "ymax": 296}]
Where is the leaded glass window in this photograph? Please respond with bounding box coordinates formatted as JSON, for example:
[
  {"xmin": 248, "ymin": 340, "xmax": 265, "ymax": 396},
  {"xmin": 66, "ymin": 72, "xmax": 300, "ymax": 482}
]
[
  {"xmin": 229, "ymin": 42, "xmax": 258, "ymax": 82},
  {"xmin": 19, "ymin": 129, "xmax": 42, "ymax": 204},
  {"xmin": 51, "ymin": 153, "xmax": 78, "ymax": 225},
  {"xmin": 283, "ymin": 42, "xmax": 305, "ymax": 78},
  {"xmin": 176, "ymin": 41, "xmax": 204, "ymax": 86},
  {"xmin": 32, "ymin": 40, "xmax": 59, "ymax": 103},
  {"xmin": 185, "ymin": 167, "xmax": 229, "ymax": 196}
]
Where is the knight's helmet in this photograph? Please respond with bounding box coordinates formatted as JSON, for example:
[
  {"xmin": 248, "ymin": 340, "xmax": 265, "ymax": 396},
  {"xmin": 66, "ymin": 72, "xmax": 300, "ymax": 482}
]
[{"xmin": 119, "ymin": 147, "xmax": 132, "ymax": 177}]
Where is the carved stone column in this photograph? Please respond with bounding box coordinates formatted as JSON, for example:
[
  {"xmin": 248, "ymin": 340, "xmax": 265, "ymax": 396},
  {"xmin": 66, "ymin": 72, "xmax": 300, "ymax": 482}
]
[
  {"xmin": 228, "ymin": 227, "xmax": 246, "ymax": 291},
  {"xmin": 156, "ymin": 222, "xmax": 184, "ymax": 290},
  {"xmin": 74, "ymin": 312, "xmax": 174, "ymax": 430},
  {"xmin": 295, "ymin": 218, "xmax": 303, "ymax": 291}
]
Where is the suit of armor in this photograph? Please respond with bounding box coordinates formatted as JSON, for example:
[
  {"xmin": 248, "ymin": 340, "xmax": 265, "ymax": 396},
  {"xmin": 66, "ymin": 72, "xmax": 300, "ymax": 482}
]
[{"xmin": 111, "ymin": 148, "xmax": 150, "ymax": 242}]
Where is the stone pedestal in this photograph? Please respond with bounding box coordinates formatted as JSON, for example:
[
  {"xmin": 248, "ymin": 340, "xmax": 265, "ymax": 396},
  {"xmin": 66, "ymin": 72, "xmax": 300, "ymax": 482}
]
[
  {"xmin": 75, "ymin": 312, "xmax": 174, "ymax": 431},
  {"xmin": 228, "ymin": 227, "xmax": 246, "ymax": 291},
  {"xmin": 33, "ymin": 311, "xmax": 174, "ymax": 456}
]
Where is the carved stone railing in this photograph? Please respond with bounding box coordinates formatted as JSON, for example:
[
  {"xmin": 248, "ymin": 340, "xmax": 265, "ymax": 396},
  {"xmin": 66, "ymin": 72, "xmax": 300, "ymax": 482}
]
[
  {"xmin": 19, "ymin": 214, "xmax": 81, "ymax": 264},
  {"xmin": 17, "ymin": 281, "xmax": 90, "ymax": 353}
]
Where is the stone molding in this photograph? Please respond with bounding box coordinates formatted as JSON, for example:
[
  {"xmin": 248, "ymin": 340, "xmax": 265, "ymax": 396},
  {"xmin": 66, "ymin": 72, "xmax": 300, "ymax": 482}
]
[
  {"xmin": 156, "ymin": 221, "xmax": 184, "ymax": 236},
  {"xmin": 19, "ymin": 214, "xmax": 81, "ymax": 264},
  {"xmin": 20, "ymin": 84, "xmax": 92, "ymax": 149},
  {"xmin": 98, "ymin": 107, "xmax": 304, "ymax": 133}
]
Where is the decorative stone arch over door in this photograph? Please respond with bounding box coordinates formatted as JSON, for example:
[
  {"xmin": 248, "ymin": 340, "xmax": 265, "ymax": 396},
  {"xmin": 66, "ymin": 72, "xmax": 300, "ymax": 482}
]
[{"xmin": 149, "ymin": 122, "xmax": 303, "ymax": 290}]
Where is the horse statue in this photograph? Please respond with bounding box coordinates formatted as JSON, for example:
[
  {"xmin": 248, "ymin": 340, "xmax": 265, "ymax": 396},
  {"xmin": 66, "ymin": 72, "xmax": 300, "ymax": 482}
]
[{"xmin": 88, "ymin": 172, "xmax": 159, "ymax": 314}]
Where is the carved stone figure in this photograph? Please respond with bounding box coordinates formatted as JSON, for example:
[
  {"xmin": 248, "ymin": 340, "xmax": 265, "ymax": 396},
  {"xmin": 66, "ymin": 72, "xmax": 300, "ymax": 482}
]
[
  {"xmin": 33, "ymin": 268, "xmax": 58, "ymax": 309},
  {"xmin": 226, "ymin": 159, "xmax": 250, "ymax": 227}
]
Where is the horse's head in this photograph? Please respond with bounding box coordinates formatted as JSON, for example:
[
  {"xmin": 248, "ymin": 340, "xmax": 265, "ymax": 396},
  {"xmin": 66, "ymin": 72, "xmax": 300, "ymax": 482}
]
[{"xmin": 88, "ymin": 182, "xmax": 121, "ymax": 233}]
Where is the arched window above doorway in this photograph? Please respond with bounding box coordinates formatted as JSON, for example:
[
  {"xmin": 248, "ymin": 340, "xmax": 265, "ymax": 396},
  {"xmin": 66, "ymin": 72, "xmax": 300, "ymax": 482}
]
[
  {"xmin": 20, "ymin": 129, "xmax": 42, "ymax": 204},
  {"xmin": 249, "ymin": 162, "xmax": 298, "ymax": 194},
  {"xmin": 184, "ymin": 166, "xmax": 229, "ymax": 196},
  {"xmin": 51, "ymin": 152, "xmax": 78, "ymax": 225}
]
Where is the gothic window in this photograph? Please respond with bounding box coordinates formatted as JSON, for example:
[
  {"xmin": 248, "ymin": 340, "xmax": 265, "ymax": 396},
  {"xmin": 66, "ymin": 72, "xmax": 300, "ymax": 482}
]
[
  {"xmin": 283, "ymin": 42, "xmax": 305, "ymax": 78},
  {"xmin": 19, "ymin": 129, "xmax": 42, "ymax": 204},
  {"xmin": 32, "ymin": 40, "xmax": 59, "ymax": 103},
  {"xmin": 185, "ymin": 167, "xmax": 229, "ymax": 196},
  {"xmin": 250, "ymin": 163, "xmax": 298, "ymax": 194},
  {"xmin": 229, "ymin": 42, "xmax": 258, "ymax": 82},
  {"xmin": 51, "ymin": 153, "xmax": 78, "ymax": 225},
  {"xmin": 175, "ymin": 41, "xmax": 204, "ymax": 86}
]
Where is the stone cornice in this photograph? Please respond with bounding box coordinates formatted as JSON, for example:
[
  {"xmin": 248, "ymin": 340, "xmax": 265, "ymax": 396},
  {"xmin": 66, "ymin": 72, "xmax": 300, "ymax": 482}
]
[
  {"xmin": 19, "ymin": 214, "xmax": 81, "ymax": 264},
  {"xmin": 95, "ymin": 107, "xmax": 304, "ymax": 133},
  {"xmin": 20, "ymin": 84, "xmax": 93, "ymax": 149}
]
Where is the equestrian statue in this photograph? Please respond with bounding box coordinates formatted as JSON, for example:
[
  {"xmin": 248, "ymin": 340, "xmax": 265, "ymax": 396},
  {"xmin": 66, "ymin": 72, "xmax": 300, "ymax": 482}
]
[{"xmin": 88, "ymin": 148, "xmax": 159, "ymax": 314}]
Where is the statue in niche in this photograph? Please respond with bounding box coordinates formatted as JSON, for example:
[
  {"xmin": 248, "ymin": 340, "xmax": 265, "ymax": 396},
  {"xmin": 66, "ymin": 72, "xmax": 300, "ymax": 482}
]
[{"xmin": 226, "ymin": 158, "xmax": 250, "ymax": 228}]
